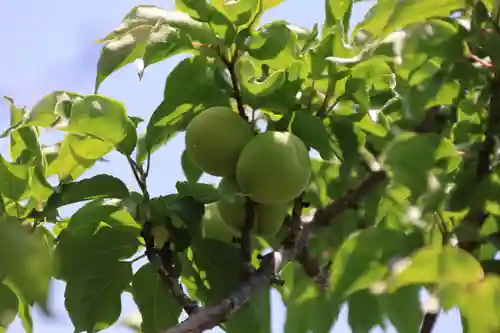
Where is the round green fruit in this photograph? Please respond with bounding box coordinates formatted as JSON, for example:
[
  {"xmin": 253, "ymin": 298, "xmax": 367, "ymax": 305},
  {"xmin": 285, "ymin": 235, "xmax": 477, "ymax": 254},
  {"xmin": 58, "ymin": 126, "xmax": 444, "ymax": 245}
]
[
  {"xmin": 202, "ymin": 203, "xmax": 240, "ymax": 244},
  {"xmin": 185, "ymin": 106, "xmax": 253, "ymax": 177},
  {"xmin": 217, "ymin": 177, "xmax": 289, "ymax": 237},
  {"xmin": 236, "ymin": 131, "xmax": 311, "ymax": 204}
]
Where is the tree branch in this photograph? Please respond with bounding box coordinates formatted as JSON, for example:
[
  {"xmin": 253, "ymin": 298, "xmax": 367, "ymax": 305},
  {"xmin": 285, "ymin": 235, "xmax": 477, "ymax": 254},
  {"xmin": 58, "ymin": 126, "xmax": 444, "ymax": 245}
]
[
  {"xmin": 457, "ymin": 73, "xmax": 500, "ymax": 252},
  {"xmin": 127, "ymin": 156, "xmax": 200, "ymax": 316},
  {"xmin": 240, "ymin": 199, "xmax": 255, "ymax": 278},
  {"xmin": 142, "ymin": 221, "xmax": 199, "ymax": 315},
  {"xmin": 164, "ymin": 170, "xmax": 387, "ymax": 333}
]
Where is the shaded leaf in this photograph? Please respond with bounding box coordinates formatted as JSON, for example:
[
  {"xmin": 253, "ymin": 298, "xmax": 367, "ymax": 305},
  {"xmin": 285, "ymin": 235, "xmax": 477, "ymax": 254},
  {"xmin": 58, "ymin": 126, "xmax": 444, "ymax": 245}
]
[
  {"xmin": 181, "ymin": 150, "xmax": 203, "ymax": 183},
  {"xmin": 329, "ymin": 227, "xmax": 420, "ymax": 297},
  {"xmin": 131, "ymin": 264, "xmax": 182, "ymax": 333},
  {"xmin": 380, "ymin": 286, "xmax": 423, "ymax": 333},
  {"xmin": 190, "ymin": 239, "xmax": 241, "ymax": 302},
  {"xmin": 24, "ymin": 91, "xmax": 82, "ymax": 127},
  {"xmin": 176, "ymin": 181, "xmax": 219, "ymax": 204},
  {"xmin": 382, "ymin": 133, "xmax": 457, "ymax": 198},
  {"xmin": 55, "ymin": 200, "xmax": 140, "ymax": 281},
  {"xmin": 65, "ymin": 261, "xmax": 133, "ymax": 332},
  {"xmin": 45, "ymin": 174, "xmax": 129, "ymax": 210},
  {"xmin": 0, "ymin": 282, "xmax": 18, "ymax": 331},
  {"xmin": 226, "ymin": 287, "xmax": 271, "ymax": 333},
  {"xmin": 0, "ymin": 156, "xmax": 29, "ymax": 202},
  {"xmin": 0, "ymin": 218, "xmax": 52, "ymax": 306},
  {"xmin": 347, "ymin": 290, "xmax": 384, "ymax": 333},
  {"xmin": 290, "ymin": 111, "xmax": 334, "ymax": 159}
]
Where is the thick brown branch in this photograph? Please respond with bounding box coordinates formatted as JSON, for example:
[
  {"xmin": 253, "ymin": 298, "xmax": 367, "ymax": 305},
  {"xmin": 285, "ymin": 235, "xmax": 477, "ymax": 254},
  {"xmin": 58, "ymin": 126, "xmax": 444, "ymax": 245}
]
[{"xmin": 142, "ymin": 221, "xmax": 199, "ymax": 315}]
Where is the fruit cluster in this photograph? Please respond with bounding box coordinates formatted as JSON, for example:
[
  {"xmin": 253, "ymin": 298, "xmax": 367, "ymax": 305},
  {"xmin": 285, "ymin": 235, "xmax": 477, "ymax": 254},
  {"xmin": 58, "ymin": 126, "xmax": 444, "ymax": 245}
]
[{"xmin": 185, "ymin": 106, "xmax": 312, "ymax": 238}]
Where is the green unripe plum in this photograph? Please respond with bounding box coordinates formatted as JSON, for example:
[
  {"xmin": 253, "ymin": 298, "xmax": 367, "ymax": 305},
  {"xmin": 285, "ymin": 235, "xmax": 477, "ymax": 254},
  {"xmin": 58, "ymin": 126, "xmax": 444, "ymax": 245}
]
[
  {"xmin": 185, "ymin": 106, "xmax": 253, "ymax": 177},
  {"xmin": 216, "ymin": 177, "xmax": 289, "ymax": 237},
  {"xmin": 202, "ymin": 203, "xmax": 240, "ymax": 244},
  {"xmin": 236, "ymin": 131, "xmax": 311, "ymax": 204}
]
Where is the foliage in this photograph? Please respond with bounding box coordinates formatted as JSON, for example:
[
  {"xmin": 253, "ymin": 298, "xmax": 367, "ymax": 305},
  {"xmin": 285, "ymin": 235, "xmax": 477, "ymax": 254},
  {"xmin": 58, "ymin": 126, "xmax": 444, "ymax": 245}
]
[{"xmin": 3, "ymin": 0, "xmax": 500, "ymax": 333}]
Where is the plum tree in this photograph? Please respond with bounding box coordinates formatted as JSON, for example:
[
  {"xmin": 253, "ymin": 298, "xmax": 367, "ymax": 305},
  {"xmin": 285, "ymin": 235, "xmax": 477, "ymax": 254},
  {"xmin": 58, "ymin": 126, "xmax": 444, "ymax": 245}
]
[
  {"xmin": 236, "ymin": 131, "xmax": 311, "ymax": 204},
  {"xmin": 185, "ymin": 106, "xmax": 253, "ymax": 177},
  {"xmin": 217, "ymin": 177, "xmax": 289, "ymax": 236}
]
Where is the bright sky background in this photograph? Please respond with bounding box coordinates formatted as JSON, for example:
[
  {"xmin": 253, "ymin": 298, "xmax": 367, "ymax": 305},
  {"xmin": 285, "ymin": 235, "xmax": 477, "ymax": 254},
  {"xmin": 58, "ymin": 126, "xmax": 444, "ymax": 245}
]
[{"xmin": 0, "ymin": 0, "xmax": 462, "ymax": 332}]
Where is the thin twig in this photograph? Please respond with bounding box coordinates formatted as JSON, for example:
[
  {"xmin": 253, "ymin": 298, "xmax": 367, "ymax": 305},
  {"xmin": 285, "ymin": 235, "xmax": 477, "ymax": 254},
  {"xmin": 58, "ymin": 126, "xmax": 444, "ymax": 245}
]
[{"xmin": 218, "ymin": 50, "xmax": 248, "ymax": 121}]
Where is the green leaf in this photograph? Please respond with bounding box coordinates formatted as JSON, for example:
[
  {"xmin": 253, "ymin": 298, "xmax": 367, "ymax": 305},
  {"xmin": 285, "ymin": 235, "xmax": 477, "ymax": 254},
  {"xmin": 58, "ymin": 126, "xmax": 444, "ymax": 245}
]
[
  {"xmin": 181, "ymin": 150, "xmax": 203, "ymax": 183},
  {"xmin": 329, "ymin": 227, "xmax": 420, "ymax": 297},
  {"xmin": 281, "ymin": 265, "xmax": 338, "ymax": 333},
  {"xmin": 0, "ymin": 218, "xmax": 52, "ymax": 306},
  {"xmin": 440, "ymin": 276, "xmax": 500, "ymax": 332},
  {"xmin": 131, "ymin": 264, "xmax": 182, "ymax": 333},
  {"xmin": 64, "ymin": 261, "xmax": 133, "ymax": 332},
  {"xmin": 46, "ymin": 134, "xmax": 114, "ymax": 181},
  {"xmin": 190, "ymin": 239, "xmax": 241, "ymax": 302},
  {"xmin": 6, "ymin": 99, "xmax": 39, "ymax": 162},
  {"xmin": 95, "ymin": 25, "xmax": 152, "ymax": 91},
  {"xmin": 290, "ymin": 111, "xmax": 334, "ymax": 159},
  {"xmin": 211, "ymin": 0, "xmax": 260, "ymax": 26},
  {"xmin": 382, "ymin": 133, "xmax": 458, "ymax": 198},
  {"xmin": 226, "ymin": 287, "xmax": 271, "ymax": 333},
  {"xmin": 24, "ymin": 91, "xmax": 82, "ymax": 127},
  {"xmin": 14, "ymin": 293, "xmax": 33, "ymax": 333},
  {"xmin": 0, "ymin": 156, "xmax": 30, "ymax": 201},
  {"xmin": 248, "ymin": 21, "xmax": 297, "ymax": 69},
  {"xmin": 168, "ymin": 196, "xmax": 205, "ymax": 241},
  {"xmin": 66, "ymin": 95, "xmax": 137, "ymax": 155},
  {"xmin": 142, "ymin": 12, "xmax": 220, "ymax": 71},
  {"xmin": 389, "ymin": 245, "xmax": 484, "ymax": 291},
  {"xmin": 325, "ymin": 0, "xmax": 353, "ymax": 27},
  {"xmin": 55, "ymin": 200, "xmax": 140, "ymax": 281},
  {"xmin": 347, "ymin": 290, "xmax": 384, "ymax": 333},
  {"xmin": 380, "ymin": 286, "xmax": 423, "ymax": 333},
  {"xmin": 235, "ymin": 58, "xmax": 288, "ymax": 97},
  {"xmin": 176, "ymin": 181, "xmax": 219, "ymax": 204},
  {"xmin": 174, "ymin": 0, "xmax": 236, "ymax": 43},
  {"xmin": 0, "ymin": 282, "xmax": 18, "ymax": 331},
  {"xmin": 44, "ymin": 174, "xmax": 129, "ymax": 210},
  {"xmin": 139, "ymin": 56, "xmax": 230, "ymax": 164},
  {"xmin": 355, "ymin": 0, "xmax": 466, "ymax": 42}
]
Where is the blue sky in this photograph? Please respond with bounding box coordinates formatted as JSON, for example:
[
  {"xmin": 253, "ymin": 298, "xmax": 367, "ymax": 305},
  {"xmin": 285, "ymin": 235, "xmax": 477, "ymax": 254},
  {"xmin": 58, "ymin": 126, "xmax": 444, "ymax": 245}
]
[{"xmin": 0, "ymin": 0, "xmax": 461, "ymax": 332}]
